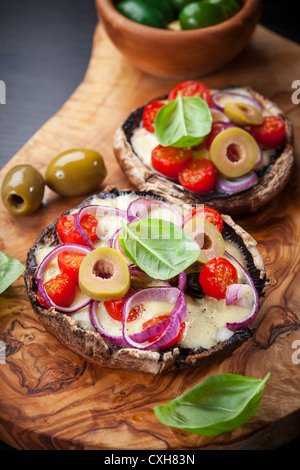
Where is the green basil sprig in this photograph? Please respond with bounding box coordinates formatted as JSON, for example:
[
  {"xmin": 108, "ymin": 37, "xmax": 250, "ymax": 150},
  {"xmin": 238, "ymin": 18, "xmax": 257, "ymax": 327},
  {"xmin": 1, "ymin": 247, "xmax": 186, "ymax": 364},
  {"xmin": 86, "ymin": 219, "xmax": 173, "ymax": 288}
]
[
  {"xmin": 154, "ymin": 372, "xmax": 271, "ymax": 437},
  {"xmin": 0, "ymin": 251, "xmax": 25, "ymax": 294},
  {"xmin": 119, "ymin": 218, "xmax": 200, "ymax": 280},
  {"xmin": 154, "ymin": 93, "xmax": 212, "ymax": 148}
]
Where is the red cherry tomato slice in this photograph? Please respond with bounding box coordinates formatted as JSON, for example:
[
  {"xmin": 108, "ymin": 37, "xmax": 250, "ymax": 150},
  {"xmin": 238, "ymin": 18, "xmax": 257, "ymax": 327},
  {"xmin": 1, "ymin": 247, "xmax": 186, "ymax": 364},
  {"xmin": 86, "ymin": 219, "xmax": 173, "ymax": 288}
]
[
  {"xmin": 151, "ymin": 144, "xmax": 193, "ymax": 179},
  {"xmin": 142, "ymin": 314, "xmax": 185, "ymax": 349},
  {"xmin": 57, "ymin": 251, "xmax": 86, "ymax": 284},
  {"xmin": 199, "ymin": 257, "xmax": 238, "ymax": 300},
  {"xmin": 38, "ymin": 273, "xmax": 76, "ymax": 308},
  {"xmin": 250, "ymin": 115, "xmax": 286, "ymax": 148},
  {"xmin": 104, "ymin": 287, "xmax": 142, "ymax": 323},
  {"xmin": 168, "ymin": 81, "xmax": 212, "ymax": 106},
  {"xmin": 57, "ymin": 213, "xmax": 98, "ymax": 246},
  {"xmin": 185, "ymin": 206, "xmax": 223, "ymax": 233},
  {"xmin": 143, "ymin": 100, "xmax": 165, "ymax": 133},
  {"xmin": 178, "ymin": 158, "xmax": 216, "ymax": 193}
]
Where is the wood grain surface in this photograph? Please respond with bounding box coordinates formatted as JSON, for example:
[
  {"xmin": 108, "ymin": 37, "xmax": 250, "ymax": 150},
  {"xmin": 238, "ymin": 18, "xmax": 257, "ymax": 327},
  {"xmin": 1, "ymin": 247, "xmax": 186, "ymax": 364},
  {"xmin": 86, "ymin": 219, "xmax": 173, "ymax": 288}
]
[{"xmin": 0, "ymin": 22, "xmax": 300, "ymax": 450}]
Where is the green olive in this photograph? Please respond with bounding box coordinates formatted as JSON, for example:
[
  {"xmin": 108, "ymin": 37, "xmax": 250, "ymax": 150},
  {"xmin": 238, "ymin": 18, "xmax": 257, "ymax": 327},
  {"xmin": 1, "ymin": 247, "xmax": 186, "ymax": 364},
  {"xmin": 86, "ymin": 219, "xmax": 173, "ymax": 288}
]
[
  {"xmin": 183, "ymin": 218, "xmax": 225, "ymax": 264},
  {"xmin": 78, "ymin": 247, "xmax": 130, "ymax": 301},
  {"xmin": 45, "ymin": 149, "xmax": 107, "ymax": 197},
  {"xmin": 142, "ymin": 0, "xmax": 177, "ymax": 24},
  {"xmin": 1, "ymin": 164, "xmax": 45, "ymax": 216},
  {"xmin": 224, "ymin": 102, "xmax": 264, "ymax": 126},
  {"xmin": 170, "ymin": 0, "xmax": 195, "ymax": 13},
  {"xmin": 116, "ymin": 0, "xmax": 167, "ymax": 28},
  {"xmin": 179, "ymin": 2, "xmax": 225, "ymax": 30},
  {"xmin": 210, "ymin": 127, "xmax": 259, "ymax": 178},
  {"xmin": 203, "ymin": 0, "xmax": 240, "ymax": 19}
]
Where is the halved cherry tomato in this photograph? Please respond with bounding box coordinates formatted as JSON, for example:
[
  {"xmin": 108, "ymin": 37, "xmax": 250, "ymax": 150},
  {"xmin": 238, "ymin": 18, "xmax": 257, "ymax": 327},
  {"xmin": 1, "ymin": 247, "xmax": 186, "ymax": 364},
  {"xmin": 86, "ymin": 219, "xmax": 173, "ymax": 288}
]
[
  {"xmin": 178, "ymin": 158, "xmax": 216, "ymax": 193},
  {"xmin": 151, "ymin": 144, "xmax": 193, "ymax": 179},
  {"xmin": 38, "ymin": 273, "xmax": 76, "ymax": 307},
  {"xmin": 199, "ymin": 257, "xmax": 238, "ymax": 299},
  {"xmin": 168, "ymin": 81, "xmax": 212, "ymax": 106},
  {"xmin": 104, "ymin": 287, "xmax": 142, "ymax": 322},
  {"xmin": 57, "ymin": 251, "xmax": 86, "ymax": 284},
  {"xmin": 143, "ymin": 100, "xmax": 165, "ymax": 133},
  {"xmin": 185, "ymin": 206, "xmax": 223, "ymax": 233},
  {"xmin": 142, "ymin": 314, "xmax": 185, "ymax": 349},
  {"xmin": 250, "ymin": 115, "xmax": 286, "ymax": 148},
  {"xmin": 57, "ymin": 213, "xmax": 98, "ymax": 246}
]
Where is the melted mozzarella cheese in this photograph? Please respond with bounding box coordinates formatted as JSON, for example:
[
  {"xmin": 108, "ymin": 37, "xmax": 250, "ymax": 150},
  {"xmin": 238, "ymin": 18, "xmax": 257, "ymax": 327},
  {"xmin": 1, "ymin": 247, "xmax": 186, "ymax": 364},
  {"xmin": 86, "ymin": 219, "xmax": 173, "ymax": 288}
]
[
  {"xmin": 179, "ymin": 295, "xmax": 250, "ymax": 349},
  {"xmin": 72, "ymin": 307, "xmax": 93, "ymax": 330},
  {"xmin": 131, "ymin": 127, "xmax": 159, "ymax": 167},
  {"xmin": 93, "ymin": 213, "xmax": 125, "ymax": 248}
]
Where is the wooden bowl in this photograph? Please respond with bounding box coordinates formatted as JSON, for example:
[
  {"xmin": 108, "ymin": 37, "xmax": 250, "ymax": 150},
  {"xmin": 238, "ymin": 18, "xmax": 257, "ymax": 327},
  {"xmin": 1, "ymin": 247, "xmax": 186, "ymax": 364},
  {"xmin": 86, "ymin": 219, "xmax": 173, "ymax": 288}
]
[{"xmin": 95, "ymin": 0, "xmax": 263, "ymax": 79}]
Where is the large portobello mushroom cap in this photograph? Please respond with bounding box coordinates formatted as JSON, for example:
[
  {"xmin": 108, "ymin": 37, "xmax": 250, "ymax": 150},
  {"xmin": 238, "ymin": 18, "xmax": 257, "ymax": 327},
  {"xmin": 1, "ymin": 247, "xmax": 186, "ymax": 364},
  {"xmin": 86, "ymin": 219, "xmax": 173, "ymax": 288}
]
[
  {"xmin": 113, "ymin": 86, "xmax": 294, "ymax": 217},
  {"xmin": 25, "ymin": 186, "xmax": 267, "ymax": 375}
]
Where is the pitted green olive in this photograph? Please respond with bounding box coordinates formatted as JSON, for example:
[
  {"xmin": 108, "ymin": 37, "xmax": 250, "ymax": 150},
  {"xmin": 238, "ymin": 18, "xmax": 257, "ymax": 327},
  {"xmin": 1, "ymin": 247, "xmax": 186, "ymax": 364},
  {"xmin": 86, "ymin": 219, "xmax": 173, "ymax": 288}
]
[
  {"xmin": 1, "ymin": 164, "xmax": 45, "ymax": 216},
  {"xmin": 183, "ymin": 218, "xmax": 225, "ymax": 264},
  {"xmin": 224, "ymin": 102, "xmax": 264, "ymax": 126},
  {"xmin": 78, "ymin": 247, "xmax": 130, "ymax": 301},
  {"xmin": 210, "ymin": 127, "xmax": 259, "ymax": 178},
  {"xmin": 45, "ymin": 149, "xmax": 107, "ymax": 197}
]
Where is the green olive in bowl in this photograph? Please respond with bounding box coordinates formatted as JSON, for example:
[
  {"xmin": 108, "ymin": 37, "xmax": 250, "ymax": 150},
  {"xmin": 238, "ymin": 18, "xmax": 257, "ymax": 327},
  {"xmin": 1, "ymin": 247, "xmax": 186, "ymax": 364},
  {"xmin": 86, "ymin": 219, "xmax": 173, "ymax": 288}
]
[
  {"xmin": 45, "ymin": 149, "xmax": 107, "ymax": 197},
  {"xmin": 1, "ymin": 164, "xmax": 45, "ymax": 216}
]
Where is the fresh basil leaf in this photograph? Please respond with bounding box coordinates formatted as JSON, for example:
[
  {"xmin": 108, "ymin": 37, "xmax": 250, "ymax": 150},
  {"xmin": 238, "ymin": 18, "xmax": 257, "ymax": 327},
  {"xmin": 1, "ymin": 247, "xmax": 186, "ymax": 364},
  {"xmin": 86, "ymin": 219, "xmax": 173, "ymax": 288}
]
[
  {"xmin": 0, "ymin": 251, "xmax": 25, "ymax": 294},
  {"xmin": 119, "ymin": 218, "xmax": 200, "ymax": 280},
  {"xmin": 154, "ymin": 93, "xmax": 212, "ymax": 148},
  {"xmin": 154, "ymin": 372, "xmax": 271, "ymax": 437}
]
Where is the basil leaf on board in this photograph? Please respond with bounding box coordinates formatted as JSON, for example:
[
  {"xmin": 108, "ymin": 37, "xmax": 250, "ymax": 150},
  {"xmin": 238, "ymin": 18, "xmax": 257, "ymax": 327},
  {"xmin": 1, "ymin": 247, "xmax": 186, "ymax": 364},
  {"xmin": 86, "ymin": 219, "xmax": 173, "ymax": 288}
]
[
  {"xmin": 119, "ymin": 218, "xmax": 200, "ymax": 280},
  {"xmin": 154, "ymin": 372, "xmax": 271, "ymax": 437},
  {"xmin": 154, "ymin": 93, "xmax": 212, "ymax": 148},
  {"xmin": 0, "ymin": 251, "xmax": 25, "ymax": 294}
]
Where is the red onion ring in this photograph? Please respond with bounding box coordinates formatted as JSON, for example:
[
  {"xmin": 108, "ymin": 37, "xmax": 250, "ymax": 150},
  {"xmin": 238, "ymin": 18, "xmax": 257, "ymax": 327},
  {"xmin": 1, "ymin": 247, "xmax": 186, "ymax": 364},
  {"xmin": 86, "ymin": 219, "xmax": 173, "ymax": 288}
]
[
  {"xmin": 127, "ymin": 198, "xmax": 184, "ymax": 227},
  {"xmin": 203, "ymin": 121, "xmax": 237, "ymax": 149},
  {"xmin": 211, "ymin": 120, "xmax": 237, "ymax": 130},
  {"xmin": 224, "ymin": 251, "xmax": 259, "ymax": 331},
  {"xmin": 74, "ymin": 204, "xmax": 127, "ymax": 249},
  {"xmin": 211, "ymin": 91, "xmax": 263, "ymax": 113},
  {"xmin": 36, "ymin": 243, "xmax": 92, "ymax": 313},
  {"xmin": 226, "ymin": 283, "xmax": 255, "ymax": 309},
  {"xmin": 210, "ymin": 107, "xmax": 230, "ymax": 123},
  {"xmin": 89, "ymin": 300, "xmax": 126, "ymax": 345},
  {"xmin": 122, "ymin": 287, "xmax": 187, "ymax": 350},
  {"xmin": 110, "ymin": 227, "xmax": 133, "ymax": 264},
  {"xmin": 177, "ymin": 271, "xmax": 187, "ymax": 292},
  {"xmin": 216, "ymin": 171, "xmax": 258, "ymax": 194},
  {"xmin": 109, "ymin": 226, "xmax": 122, "ymax": 250},
  {"xmin": 226, "ymin": 283, "xmax": 243, "ymax": 305}
]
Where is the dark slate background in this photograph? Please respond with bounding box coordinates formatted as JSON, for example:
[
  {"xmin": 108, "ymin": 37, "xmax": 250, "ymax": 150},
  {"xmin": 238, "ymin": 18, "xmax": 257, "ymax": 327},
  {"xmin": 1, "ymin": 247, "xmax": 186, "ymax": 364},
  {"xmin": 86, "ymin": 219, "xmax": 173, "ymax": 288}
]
[{"xmin": 0, "ymin": 0, "xmax": 299, "ymax": 451}]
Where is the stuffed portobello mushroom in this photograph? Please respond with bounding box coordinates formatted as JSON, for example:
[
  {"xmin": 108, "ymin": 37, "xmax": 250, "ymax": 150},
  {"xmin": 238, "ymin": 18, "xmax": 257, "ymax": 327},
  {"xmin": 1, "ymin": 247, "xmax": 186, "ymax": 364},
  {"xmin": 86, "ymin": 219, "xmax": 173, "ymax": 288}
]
[
  {"xmin": 114, "ymin": 82, "xmax": 294, "ymax": 216},
  {"xmin": 25, "ymin": 186, "xmax": 267, "ymax": 375}
]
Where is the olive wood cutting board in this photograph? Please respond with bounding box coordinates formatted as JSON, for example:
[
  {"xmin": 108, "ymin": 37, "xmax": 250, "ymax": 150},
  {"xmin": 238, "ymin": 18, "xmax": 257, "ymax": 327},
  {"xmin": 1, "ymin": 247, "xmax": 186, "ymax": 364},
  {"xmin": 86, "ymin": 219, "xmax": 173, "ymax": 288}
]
[{"xmin": 0, "ymin": 22, "xmax": 300, "ymax": 450}]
